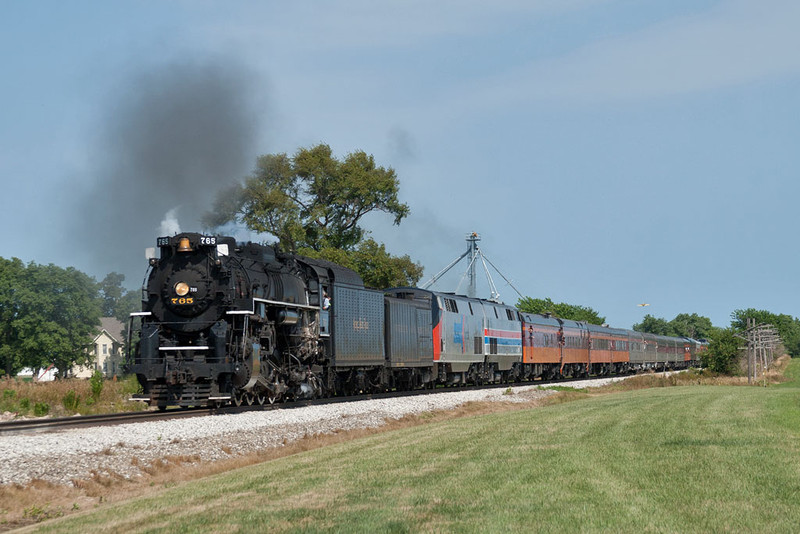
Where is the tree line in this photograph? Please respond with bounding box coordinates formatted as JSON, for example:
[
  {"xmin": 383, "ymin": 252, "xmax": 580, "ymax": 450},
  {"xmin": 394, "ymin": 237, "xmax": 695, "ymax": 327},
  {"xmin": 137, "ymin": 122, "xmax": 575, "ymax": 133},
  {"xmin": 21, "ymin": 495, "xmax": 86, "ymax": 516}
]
[
  {"xmin": 0, "ymin": 258, "xmax": 137, "ymax": 378},
  {"xmin": 635, "ymin": 309, "xmax": 800, "ymax": 373}
]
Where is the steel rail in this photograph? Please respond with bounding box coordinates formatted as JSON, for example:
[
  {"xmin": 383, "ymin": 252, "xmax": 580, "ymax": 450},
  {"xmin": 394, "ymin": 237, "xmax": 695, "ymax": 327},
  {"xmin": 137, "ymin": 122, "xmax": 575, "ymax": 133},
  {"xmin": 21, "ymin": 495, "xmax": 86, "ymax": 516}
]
[
  {"xmin": 0, "ymin": 371, "xmax": 663, "ymax": 436},
  {"xmin": 0, "ymin": 407, "xmax": 211, "ymax": 435}
]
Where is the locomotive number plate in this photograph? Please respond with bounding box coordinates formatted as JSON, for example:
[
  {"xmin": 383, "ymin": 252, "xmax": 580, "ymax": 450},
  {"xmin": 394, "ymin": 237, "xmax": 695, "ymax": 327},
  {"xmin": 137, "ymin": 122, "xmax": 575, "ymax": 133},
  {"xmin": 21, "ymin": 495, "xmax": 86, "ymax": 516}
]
[{"xmin": 172, "ymin": 297, "xmax": 195, "ymax": 305}]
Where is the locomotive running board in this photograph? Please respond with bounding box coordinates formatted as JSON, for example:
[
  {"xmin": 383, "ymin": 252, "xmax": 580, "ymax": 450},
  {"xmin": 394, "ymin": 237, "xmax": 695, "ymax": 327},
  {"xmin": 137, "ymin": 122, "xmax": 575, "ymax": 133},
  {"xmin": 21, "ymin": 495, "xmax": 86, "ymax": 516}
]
[
  {"xmin": 227, "ymin": 297, "xmax": 319, "ymax": 315},
  {"xmin": 158, "ymin": 346, "xmax": 210, "ymax": 351}
]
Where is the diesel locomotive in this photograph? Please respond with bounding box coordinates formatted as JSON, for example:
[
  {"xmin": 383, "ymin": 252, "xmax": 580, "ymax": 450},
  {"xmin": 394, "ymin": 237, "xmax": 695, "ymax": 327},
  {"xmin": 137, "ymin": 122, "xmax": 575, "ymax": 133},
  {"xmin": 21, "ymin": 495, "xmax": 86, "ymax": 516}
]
[{"xmin": 127, "ymin": 233, "xmax": 703, "ymax": 409}]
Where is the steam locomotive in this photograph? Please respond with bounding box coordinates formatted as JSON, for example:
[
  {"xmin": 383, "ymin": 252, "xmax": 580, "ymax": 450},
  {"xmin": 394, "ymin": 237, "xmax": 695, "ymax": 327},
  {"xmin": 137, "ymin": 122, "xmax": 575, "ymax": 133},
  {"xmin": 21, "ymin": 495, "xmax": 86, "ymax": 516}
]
[{"xmin": 127, "ymin": 233, "xmax": 703, "ymax": 409}]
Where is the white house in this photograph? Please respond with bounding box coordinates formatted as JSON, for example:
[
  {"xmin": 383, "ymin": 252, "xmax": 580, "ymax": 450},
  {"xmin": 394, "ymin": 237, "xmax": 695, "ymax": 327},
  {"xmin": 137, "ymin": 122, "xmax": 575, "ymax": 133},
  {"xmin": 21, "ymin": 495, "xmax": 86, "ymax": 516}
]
[{"xmin": 72, "ymin": 317, "xmax": 125, "ymax": 378}]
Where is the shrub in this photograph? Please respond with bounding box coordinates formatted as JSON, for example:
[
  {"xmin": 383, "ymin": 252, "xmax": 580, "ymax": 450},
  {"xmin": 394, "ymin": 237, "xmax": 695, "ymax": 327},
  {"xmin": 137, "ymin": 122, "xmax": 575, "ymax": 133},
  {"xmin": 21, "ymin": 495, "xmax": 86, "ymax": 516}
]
[
  {"xmin": 90, "ymin": 370, "xmax": 104, "ymax": 401},
  {"xmin": 62, "ymin": 390, "xmax": 81, "ymax": 413},
  {"xmin": 702, "ymin": 328, "xmax": 742, "ymax": 374},
  {"xmin": 1, "ymin": 389, "xmax": 16, "ymax": 411},
  {"xmin": 33, "ymin": 402, "xmax": 50, "ymax": 417}
]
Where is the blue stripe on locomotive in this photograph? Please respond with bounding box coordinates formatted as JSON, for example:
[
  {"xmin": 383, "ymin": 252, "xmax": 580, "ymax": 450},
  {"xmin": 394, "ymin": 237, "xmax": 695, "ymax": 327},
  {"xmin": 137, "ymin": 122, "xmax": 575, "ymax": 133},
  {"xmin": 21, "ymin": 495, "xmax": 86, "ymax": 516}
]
[{"xmin": 484, "ymin": 336, "xmax": 522, "ymax": 347}]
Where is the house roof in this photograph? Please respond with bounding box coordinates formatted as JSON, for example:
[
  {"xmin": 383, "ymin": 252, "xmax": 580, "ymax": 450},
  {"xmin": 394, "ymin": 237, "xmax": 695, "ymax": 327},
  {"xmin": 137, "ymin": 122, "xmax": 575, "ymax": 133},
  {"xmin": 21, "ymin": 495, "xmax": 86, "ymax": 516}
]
[{"xmin": 95, "ymin": 317, "xmax": 125, "ymax": 344}]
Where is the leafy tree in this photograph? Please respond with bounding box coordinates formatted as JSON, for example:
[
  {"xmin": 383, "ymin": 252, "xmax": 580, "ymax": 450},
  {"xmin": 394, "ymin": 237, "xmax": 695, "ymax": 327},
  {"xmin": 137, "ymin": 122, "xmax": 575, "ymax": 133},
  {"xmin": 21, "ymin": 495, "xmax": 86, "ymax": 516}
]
[
  {"xmin": 204, "ymin": 144, "xmax": 421, "ymax": 288},
  {"xmin": 633, "ymin": 312, "xmax": 715, "ymax": 339},
  {"xmin": 99, "ymin": 272, "xmax": 141, "ymax": 322},
  {"xmin": 701, "ymin": 328, "xmax": 741, "ymax": 374},
  {"xmin": 115, "ymin": 291, "xmax": 141, "ymax": 323},
  {"xmin": 301, "ymin": 238, "xmax": 423, "ymax": 289},
  {"xmin": 0, "ymin": 258, "xmax": 101, "ymax": 378},
  {"xmin": 99, "ymin": 272, "xmax": 125, "ymax": 317},
  {"xmin": 19, "ymin": 263, "xmax": 102, "ymax": 378},
  {"xmin": 516, "ymin": 297, "xmax": 605, "ymax": 325},
  {"xmin": 204, "ymin": 144, "xmax": 409, "ymax": 253},
  {"xmin": 0, "ymin": 258, "xmax": 26, "ymax": 376},
  {"xmin": 633, "ymin": 314, "xmax": 671, "ymax": 335},
  {"xmin": 731, "ymin": 308, "xmax": 800, "ymax": 357},
  {"xmin": 669, "ymin": 313, "xmax": 714, "ymax": 339}
]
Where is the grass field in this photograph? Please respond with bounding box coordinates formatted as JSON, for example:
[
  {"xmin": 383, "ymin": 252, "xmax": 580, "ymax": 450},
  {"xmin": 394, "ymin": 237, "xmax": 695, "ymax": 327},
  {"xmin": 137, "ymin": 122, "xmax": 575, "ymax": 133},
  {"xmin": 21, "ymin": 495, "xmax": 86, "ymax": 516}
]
[{"xmin": 21, "ymin": 363, "xmax": 800, "ymax": 533}]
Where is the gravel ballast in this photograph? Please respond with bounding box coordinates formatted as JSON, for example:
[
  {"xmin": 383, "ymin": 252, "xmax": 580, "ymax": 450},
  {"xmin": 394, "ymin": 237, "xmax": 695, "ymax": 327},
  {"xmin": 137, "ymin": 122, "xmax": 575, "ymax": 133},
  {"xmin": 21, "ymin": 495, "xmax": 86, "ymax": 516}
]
[{"xmin": 0, "ymin": 377, "xmax": 629, "ymax": 486}]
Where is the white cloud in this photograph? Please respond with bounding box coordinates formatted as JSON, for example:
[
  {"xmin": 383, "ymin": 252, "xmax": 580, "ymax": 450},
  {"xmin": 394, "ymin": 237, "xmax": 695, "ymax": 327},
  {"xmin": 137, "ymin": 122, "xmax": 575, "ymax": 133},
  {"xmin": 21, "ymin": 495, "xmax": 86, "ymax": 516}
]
[
  {"xmin": 212, "ymin": 0, "xmax": 613, "ymax": 50},
  {"xmin": 472, "ymin": 0, "xmax": 800, "ymax": 105}
]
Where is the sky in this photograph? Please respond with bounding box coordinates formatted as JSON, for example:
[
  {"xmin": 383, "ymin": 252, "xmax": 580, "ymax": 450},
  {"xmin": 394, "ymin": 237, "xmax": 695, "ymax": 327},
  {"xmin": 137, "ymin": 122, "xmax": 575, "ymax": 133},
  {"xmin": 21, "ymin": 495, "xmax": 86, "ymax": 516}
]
[{"xmin": 2, "ymin": 0, "xmax": 799, "ymax": 330}]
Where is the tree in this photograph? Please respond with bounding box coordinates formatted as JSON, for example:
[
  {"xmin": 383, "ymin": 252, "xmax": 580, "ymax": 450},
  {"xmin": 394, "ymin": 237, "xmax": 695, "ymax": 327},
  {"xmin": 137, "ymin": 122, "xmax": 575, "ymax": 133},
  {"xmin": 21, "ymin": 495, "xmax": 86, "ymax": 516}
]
[
  {"xmin": 115, "ymin": 291, "xmax": 141, "ymax": 323},
  {"xmin": 19, "ymin": 263, "xmax": 102, "ymax": 378},
  {"xmin": 731, "ymin": 308, "xmax": 800, "ymax": 357},
  {"xmin": 633, "ymin": 312, "xmax": 715, "ymax": 339},
  {"xmin": 99, "ymin": 272, "xmax": 125, "ymax": 317},
  {"xmin": 669, "ymin": 313, "xmax": 714, "ymax": 340},
  {"xmin": 0, "ymin": 258, "xmax": 26, "ymax": 376},
  {"xmin": 516, "ymin": 297, "xmax": 605, "ymax": 325},
  {"xmin": 633, "ymin": 314, "xmax": 671, "ymax": 335},
  {"xmin": 204, "ymin": 144, "xmax": 422, "ymax": 288},
  {"xmin": 0, "ymin": 258, "xmax": 101, "ymax": 378},
  {"xmin": 302, "ymin": 238, "xmax": 424, "ymax": 289},
  {"xmin": 204, "ymin": 144, "xmax": 409, "ymax": 253},
  {"xmin": 99, "ymin": 272, "xmax": 141, "ymax": 322},
  {"xmin": 702, "ymin": 328, "xmax": 741, "ymax": 374}
]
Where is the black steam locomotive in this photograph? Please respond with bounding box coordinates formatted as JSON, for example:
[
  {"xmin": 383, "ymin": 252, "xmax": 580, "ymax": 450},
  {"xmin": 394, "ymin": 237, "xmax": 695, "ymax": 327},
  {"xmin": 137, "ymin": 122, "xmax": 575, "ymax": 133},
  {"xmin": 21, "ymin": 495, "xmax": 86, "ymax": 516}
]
[
  {"xmin": 128, "ymin": 232, "xmax": 389, "ymax": 408},
  {"xmin": 127, "ymin": 233, "xmax": 702, "ymax": 409}
]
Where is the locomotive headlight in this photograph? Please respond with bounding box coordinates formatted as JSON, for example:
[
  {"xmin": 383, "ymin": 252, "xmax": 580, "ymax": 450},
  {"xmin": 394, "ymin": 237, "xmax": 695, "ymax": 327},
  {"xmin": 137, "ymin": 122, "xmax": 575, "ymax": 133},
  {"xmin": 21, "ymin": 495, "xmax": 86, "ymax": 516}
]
[{"xmin": 174, "ymin": 282, "xmax": 190, "ymax": 297}]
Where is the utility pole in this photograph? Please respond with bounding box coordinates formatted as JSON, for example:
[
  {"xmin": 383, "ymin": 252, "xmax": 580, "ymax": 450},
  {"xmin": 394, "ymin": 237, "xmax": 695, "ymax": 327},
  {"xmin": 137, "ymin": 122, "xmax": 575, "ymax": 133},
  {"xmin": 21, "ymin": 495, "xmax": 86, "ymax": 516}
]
[
  {"xmin": 736, "ymin": 320, "xmax": 781, "ymax": 385},
  {"xmin": 748, "ymin": 318, "xmax": 754, "ymax": 385}
]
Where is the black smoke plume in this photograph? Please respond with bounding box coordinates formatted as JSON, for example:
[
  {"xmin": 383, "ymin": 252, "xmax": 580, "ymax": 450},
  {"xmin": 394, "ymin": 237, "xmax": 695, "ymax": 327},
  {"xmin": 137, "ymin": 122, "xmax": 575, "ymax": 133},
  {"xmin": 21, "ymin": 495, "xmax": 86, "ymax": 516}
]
[{"xmin": 67, "ymin": 55, "xmax": 266, "ymax": 285}]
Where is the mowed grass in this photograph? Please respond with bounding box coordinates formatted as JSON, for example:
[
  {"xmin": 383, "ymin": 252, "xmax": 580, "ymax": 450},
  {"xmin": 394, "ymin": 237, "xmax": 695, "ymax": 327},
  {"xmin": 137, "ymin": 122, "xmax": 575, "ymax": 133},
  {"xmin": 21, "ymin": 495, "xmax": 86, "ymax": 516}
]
[{"xmin": 30, "ymin": 365, "xmax": 800, "ymax": 533}]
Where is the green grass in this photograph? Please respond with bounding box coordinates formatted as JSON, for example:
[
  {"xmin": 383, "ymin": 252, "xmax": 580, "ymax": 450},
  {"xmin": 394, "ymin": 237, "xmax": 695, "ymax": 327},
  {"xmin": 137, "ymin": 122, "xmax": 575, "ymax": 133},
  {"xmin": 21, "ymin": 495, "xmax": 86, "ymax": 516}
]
[{"xmin": 31, "ymin": 361, "xmax": 800, "ymax": 533}]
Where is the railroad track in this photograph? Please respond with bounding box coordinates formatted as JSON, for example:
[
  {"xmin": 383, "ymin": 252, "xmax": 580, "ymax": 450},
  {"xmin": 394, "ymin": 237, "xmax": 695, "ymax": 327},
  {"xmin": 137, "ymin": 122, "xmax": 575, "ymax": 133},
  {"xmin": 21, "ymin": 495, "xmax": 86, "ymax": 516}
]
[
  {"xmin": 0, "ymin": 407, "xmax": 212, "ymax": 435},
  {"xmin": 0, "ymin": 372, "xmax": 650, "ymax": 436}
]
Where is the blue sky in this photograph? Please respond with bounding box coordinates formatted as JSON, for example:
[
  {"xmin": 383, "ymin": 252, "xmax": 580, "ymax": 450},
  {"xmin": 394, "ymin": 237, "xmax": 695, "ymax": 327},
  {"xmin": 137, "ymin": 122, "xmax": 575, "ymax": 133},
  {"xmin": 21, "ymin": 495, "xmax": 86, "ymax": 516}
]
[{"xmin": 2, "ymin": 0, "xmax": 799, "ymax": 330}]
